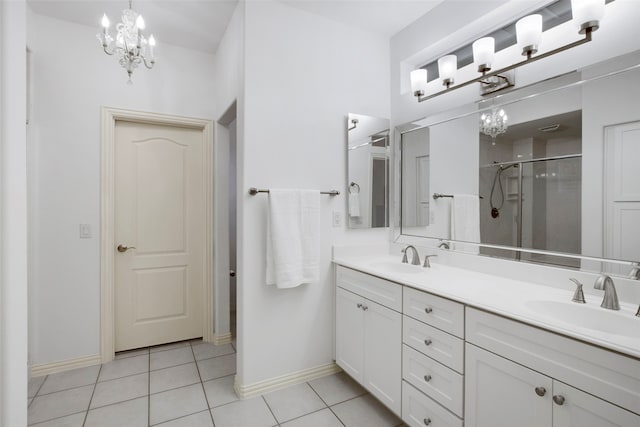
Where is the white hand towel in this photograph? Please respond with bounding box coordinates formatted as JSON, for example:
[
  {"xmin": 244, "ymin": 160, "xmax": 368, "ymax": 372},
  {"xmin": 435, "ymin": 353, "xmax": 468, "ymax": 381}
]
[
  {"xmin": 451, "ymin": 194, "xmax": 481, "ymax": 244},
  {"xmin": 348, "ymin": 193, "xmax": 361, "ymax": 217},
  {"xmin": 266, "ymin": 189, "xmax": 320, "ymax": 289}
]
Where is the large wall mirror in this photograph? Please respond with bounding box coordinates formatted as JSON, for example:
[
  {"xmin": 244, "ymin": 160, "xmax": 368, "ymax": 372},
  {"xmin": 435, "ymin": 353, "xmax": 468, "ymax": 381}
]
[
  {"xmin": 397, "ymin": 50, "xmax": 640, "ymax": 277},
  {"xmin": 347, "ymin": 113, "xmax": 390, "ymax": 229}
]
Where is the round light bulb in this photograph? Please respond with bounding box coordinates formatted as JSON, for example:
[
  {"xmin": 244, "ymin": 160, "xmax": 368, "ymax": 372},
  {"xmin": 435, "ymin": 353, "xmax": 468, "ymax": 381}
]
[
  {"xmin": 410, "ymin": 69, "xmax": 428, "ymax": 97},
  {"xmin": 516, "ymin": 14, "xmax": 543, "ymax": 57},
  {"xmin": 136, "ymin": 14, "xmax": 146, "ymax": 30},
  {"xmin": 472, "ymin": 37, "xmax": 495, "ymax": 73},
  {"xmin": 437, "ymin": 55, "xmax": 457, "ymax": 87},
  {"xmin": 571, "ymin": 0, "xmax": 605, "ymax": 34}
]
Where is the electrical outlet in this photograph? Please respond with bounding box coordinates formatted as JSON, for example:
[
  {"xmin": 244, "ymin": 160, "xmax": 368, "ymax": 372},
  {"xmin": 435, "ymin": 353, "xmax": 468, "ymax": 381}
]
[
  {"xmin": 332, "ymin": 211, "xmax": 342, "ymax": 227},
  {"xmin": 80, "ymin": 224, "xmax": 92, "ymax": 238}
]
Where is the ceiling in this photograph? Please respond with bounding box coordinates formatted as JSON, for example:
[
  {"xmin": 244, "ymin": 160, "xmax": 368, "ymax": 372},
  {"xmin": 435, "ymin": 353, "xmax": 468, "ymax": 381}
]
[{"xmin": 27, "ymin": 0, "xmax": 445, "ymax": 54}]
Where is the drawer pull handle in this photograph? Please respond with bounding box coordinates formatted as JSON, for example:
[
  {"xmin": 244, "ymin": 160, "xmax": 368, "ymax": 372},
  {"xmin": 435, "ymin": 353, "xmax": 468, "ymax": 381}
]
[
  {"xmin": 553, "ymin": 395, "xmax": 565, "ymax": 406},
  {"xmin": 534, "ymin": 387, "xmax": 546, "ymax": 397},
  {"xmin": 423, "ymin": 418, "xmax": 432, "ymax": 426},
  {"xmin": 362, "ymin": 305, "xmax": 368, "ymax": 311},
  {"xmin": 424, "ymin": 374, "xmax": 432, "ymax": 382},
  {"xmin": 424, "ymin": 307, "xmax": 433, "ymax": 314},
  {"xmin": 424, "ymin": 339, "xmax": 433, "ymax": 346},
  {"xmin": 357, "ymin": 303, "xmax": 362, "ymax": 309}
]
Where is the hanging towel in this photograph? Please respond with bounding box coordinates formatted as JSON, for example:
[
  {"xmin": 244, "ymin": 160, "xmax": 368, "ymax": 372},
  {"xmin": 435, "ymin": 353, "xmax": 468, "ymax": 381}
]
[
  {"xmin": 451, "ymin": 194, "xmax": 481, "ymax": 244},
  {"xmin": 266, "ymin": 189, "xmax": 320, "ymax": 289},
  {"xmin": 348, "ymin": 193, "xmax": 361, "ymax": 217}
]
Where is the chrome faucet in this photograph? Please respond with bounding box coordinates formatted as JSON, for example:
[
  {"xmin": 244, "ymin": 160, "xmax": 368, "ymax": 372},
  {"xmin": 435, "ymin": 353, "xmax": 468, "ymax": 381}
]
[
  {"xmin": 594, "ymin": 275, "xmax": 620, "ymax": 310},
  {"xmin": 423, "ymin": 254, "xmax": 437, "ymax": 268},
  {"xmin": 402, "ymin": 245, "xmax": 421, "ymax": 265},
  {"xmin": 438, "ymin": 240, "xmax": 450, "ymax": 250}
]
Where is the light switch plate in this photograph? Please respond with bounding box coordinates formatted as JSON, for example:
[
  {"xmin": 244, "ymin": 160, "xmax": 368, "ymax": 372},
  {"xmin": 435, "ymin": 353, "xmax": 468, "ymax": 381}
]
[{"xmin": 80, "ymin": 224, "xmax": 92, "ymax": 238}]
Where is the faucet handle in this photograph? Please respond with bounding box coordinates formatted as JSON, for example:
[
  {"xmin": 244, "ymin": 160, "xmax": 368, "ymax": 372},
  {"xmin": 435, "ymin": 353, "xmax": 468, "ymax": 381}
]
[
  {"xmin": 569, "ymin": 278, "xmax": 586, "ymax": 304},
  {"xmin": 636, "ymin": 305, "xmax": 640, "ymax": 317},
  {"xmin": 401, "ymin": 249, "xmax": 409, "ymax": 264},
  {"xmin": 423, "ymin": 255, "xmax": 438, "ymax": 268}
]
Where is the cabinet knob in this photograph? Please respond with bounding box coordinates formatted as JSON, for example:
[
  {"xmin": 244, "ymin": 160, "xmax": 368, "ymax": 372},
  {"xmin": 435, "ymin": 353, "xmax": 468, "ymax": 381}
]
[
  {"xmin": 553, "ymin": 395, "xmax": 565, "ymax": 405},
  {"xmin": 424, "ymin": 339, "xmax": 433, "ymax": 346},
  {"xmin": 424, "ymin": 307, "xmax": 433, "ymax": 314},
  {"xmin": 424, "ymin": 374, "xmax": 432, "ymax": 382},
  {"xmin": 423, "ymin": 418, "xmax": 432, "ymax": 426},
  {"xmin": 534, "ymin": 387, "xmax": 546, "ymax": 397}
]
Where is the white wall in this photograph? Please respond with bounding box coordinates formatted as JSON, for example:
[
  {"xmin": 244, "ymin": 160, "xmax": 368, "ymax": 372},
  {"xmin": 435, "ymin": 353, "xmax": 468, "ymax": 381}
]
[
  {"xmin": 27, "ymin": 11, "xmax": 216, "ymax": 366},
  {"xmin": 237, "ymin": 0, "xmax": 389, "ymax": 387},
  {"xmin": 1, "ymin": 0, "xmax": 28, "ymax": 424}
]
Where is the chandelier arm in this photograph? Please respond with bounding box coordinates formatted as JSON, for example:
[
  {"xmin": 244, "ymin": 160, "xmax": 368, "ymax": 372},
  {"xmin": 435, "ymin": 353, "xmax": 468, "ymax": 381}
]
[
  {"xmin": 103, "ymin": 45, "xmax": 115, "ymax": 56},
  {"xmin": 142, "ymin": 57, "xmax": 155, "ymax": 69},
  {"xmin": 416, "ymin": 29, "xmax": 592, "ymax": 103}
]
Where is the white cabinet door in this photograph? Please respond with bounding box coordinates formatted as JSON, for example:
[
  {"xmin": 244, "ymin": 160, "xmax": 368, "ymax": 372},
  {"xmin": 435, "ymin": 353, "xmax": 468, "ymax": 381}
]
[
  {"xmin": 552, "ymin": 381, "xmax": 640, "ymax": 427},
  {"xmin": 363, "ymin": 299, "xmax": 402, "ymax": 415},
  {"xmin": 336, "ymin": 287, "xmax": 365, "ymax": 382},
  {"xmin": 465, "ymin": 344, "xmax": 552, "ymax": 427}
]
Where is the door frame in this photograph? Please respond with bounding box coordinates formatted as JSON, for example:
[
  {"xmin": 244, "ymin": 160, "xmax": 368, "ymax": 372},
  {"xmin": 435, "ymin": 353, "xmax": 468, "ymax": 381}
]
[{"xmin": 100, "ymin": 106, "xmax": 214, "ymax": 363}]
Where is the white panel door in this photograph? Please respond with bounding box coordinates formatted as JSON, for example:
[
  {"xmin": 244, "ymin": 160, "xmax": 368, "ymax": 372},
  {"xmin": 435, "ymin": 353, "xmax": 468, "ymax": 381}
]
[
  {"xmin": 335, "ymin": 287, "xmax": 365, "ymax": 382},
  {"xmin": 465, "ymin": 343, "xmax": 552, "ymax": 427},
  {"xmin": 115, "ymin": 120, "xmax": 204, "ymax": 351},
  {"xmin": 552, "ymin": 381, "xmax": 640, "ymax": 427},
  {"xmin": 363, "ymin": 299, "xmax": 402, "ymax": 416},
  {"xmin": 604, "ymin": 121, "xmax": 640, "ymax": 274}
]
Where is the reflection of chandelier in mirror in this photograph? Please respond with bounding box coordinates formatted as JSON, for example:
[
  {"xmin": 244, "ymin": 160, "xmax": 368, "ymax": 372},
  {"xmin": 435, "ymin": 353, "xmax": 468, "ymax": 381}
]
[
  {"xmin": 97, "ymin": 0, "xmax": 156, "ymax": 83},
  {"xmin": 480, "ymin": 108, "xmax": 508, "ymax": 145}
]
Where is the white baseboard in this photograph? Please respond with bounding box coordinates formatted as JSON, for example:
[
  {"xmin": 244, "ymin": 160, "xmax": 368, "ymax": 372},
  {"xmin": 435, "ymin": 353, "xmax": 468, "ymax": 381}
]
[
  {"xmin": 234, "ymin": 362, "xmax": 341, "ymax": 399},
  {"xmin": 30, "ymin": 354, "xmax": 102, "ymax": 378},
  {"xmin": 212, "ymin": 332, "xmax": 233, "ymax": 345}
]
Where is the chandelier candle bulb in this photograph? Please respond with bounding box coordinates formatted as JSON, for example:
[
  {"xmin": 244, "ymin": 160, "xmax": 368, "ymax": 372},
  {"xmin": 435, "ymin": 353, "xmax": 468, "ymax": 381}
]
[
  {"xmin": 438, "ymin": 55, "xmax": 457, "ymax": 87},
  {"xmin": 410, "ymin": 69, "xmax": 428, "ymax": 97},
  {"xmin": 571, "ymin": 0, "xmax": 605, "ymax": 34},
  {"xmin": 472, "ymin": 37, "xmax": 495, "ymax": 73},
  {"xmin": 149, "ymin": 34, "xmax": 156, "ymax": 58},
  {"xmin": 516, "ymin": 14, "xmax": 543, "ymax": 57}
]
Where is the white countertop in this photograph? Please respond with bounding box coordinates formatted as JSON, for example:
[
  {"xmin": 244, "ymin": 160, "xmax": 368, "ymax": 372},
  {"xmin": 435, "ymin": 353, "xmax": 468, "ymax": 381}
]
[{"xmin": 333, "ymin": 253, "xmax": 640, "ymax": 359}]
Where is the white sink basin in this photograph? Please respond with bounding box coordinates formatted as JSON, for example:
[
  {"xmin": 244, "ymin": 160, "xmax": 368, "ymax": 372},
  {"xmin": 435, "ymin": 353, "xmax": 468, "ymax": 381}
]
[
  {"xmin": 369, "ymin": 261, "xmax": 424, "ymax": 275},
  {"xmin": 526, "ymin": 300, "xmax": 637, "ymax": 338}
]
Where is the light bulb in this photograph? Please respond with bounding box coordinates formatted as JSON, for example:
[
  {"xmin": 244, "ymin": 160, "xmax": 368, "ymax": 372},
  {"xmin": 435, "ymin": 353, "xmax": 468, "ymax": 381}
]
[
  {"xmin": 149, "ymin": 34, "xmax": 156, "ymax": 46},
  {"xmin": 101, "ymin": 13, "xmax": 110, "ymax": 28},
  {"xmin": 516, "ymin": 14, "xmax": 542, "ymax": 57},
  {"xmin": 410, "ymin": 69, "xmax": 428, "ymax": 97},
  {"xmin": 437, "ymin": 55, "xmax": 457, "ymax": 87},
  {"xmin": 136, "ymin": 14, "xmax": 146, "ymax": 30},
  {"xmin": 472, "ymin": 37, "xmax": 495, "ymax": 73},
  {"xmin": 571, "ymin": 0, "xmax": 605, "ymax": 34}
]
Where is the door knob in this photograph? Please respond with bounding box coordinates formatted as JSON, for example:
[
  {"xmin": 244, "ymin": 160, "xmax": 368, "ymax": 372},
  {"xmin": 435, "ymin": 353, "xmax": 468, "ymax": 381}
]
[{"xmin": 117, "ymin": 244, "xmax": 136, "ymax": 253}]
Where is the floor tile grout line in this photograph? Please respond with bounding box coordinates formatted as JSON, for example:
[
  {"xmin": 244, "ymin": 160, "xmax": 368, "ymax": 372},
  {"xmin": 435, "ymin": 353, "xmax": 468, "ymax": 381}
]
[
  {"xmin": 148, "ymin": 408, "xmax": 212, "ymax": 427},
  {"xmin": 31, "ymin": 374, "xmax": 48, "ymax": 398},
  {"xmin": 189, "ymin": 341, "xmax": 217, "ymax": 427},
  {"xmin": 261, "ymin": 395, "xmax": 281, "ymax": 426},
  {"xmin": 275, "ymin": 406, "xmax": 332, "ymax": 426},
  {"xmin": 32, "ymin": 380, "xmax": 103, "ymax": 399},
  {"xmin": 27, "ymin": 409, "xmax": 88, "ymax": 427},
  {"xmin": 306, "ymin": 381, "xmax": 347, "ymax": 427},
  {"xmin": 82, "ymin": 364, "xmax": 102, "ymax": 427}
]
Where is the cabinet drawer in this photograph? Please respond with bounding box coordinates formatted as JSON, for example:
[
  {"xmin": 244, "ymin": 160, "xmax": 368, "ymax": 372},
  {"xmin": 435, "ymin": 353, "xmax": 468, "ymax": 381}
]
[
  {"xmin": 466, "ymin": 307, "xmax": 640, "ymax": 414},
  {"xmin": 403, "ymin": 287, "xmax": 464, "ymax": 338},
  {"xmin": 403, "ymin": 315, "xmax": 464, "ymax": 373},
  {"xmin": 403, "ymin": 345, "xmax": 464, "ymax": 417},
  {"xmin": 402, "ymin": 381, "xmax": 463, "ymax": 427},
  {"xmin": 336, "ymin": 266, "xmax": 402, "ymax": 311}
]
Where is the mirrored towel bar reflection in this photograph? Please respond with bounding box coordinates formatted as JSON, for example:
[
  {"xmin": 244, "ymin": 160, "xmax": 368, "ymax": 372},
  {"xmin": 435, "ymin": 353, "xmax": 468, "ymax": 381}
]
[
  {"xmin": 433, "ymin": 193, "xmax": 484, "ymax": 200},
  {"xmin": 248, "ymin": 187, "xmax": 340, "ymax": 196}
]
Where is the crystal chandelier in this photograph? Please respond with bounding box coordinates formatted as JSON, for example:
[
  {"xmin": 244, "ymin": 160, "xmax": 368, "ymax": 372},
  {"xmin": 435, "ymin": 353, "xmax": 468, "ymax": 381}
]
[
  {"xmin": 97, "ymin": 0, "xmax": 156, "ymax": 83},
  {"xmin": 480, "ymin": 108, "xmax": 508, "ymax": 145}
]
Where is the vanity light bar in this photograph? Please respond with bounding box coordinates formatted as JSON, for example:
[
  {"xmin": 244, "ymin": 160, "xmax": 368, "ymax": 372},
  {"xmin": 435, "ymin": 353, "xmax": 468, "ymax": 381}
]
[{"xmin": 411, "ymin": 0, "xmax": 605, "ymax": 103}]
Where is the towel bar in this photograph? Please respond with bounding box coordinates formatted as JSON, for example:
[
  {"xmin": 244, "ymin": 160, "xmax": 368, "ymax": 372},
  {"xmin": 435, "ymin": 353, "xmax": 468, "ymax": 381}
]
[{"xmin": 249, "ymin": 187, "xmax": 340, "ymax": 196}]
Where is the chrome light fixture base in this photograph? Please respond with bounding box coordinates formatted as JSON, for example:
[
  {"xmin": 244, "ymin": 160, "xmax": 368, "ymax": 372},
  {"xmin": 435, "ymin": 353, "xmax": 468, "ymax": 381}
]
[
  {"xmin": 580, "ymin": 20, "xmax": 599, "ymax": 34},
  {"xmin": 479, "ymin": 70, "xmax": 515, "ymax": 96}
]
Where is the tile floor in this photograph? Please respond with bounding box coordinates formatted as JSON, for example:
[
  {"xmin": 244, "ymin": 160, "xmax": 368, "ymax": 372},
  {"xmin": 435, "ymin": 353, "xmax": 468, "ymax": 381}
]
[{"xmin": 28, "ymin": 340, "xmax": 405, "ymax": 427}]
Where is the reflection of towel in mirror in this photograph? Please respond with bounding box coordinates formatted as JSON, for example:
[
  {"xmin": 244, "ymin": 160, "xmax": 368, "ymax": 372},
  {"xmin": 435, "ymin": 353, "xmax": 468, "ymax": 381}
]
[
  {"xmin": 451, "ymin": 195, "xmax": 480, "ymax": 248},
  {"xmin": 348, "ymin": 193, "xmax": 361, "ymax": 217},
  {"xmin": 266, "ymin": 189, "xmax": 320, "ymax": 289}
]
